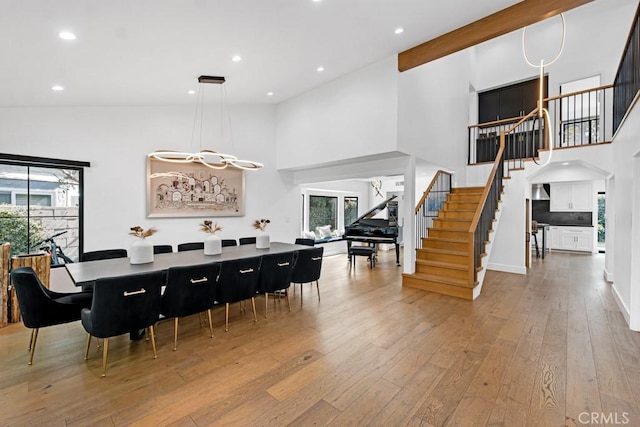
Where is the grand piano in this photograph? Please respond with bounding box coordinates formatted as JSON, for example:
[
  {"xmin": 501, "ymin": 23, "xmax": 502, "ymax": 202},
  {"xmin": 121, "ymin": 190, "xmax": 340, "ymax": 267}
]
[{"xmin": 344, "ymin": 195, "xmax": 401, "ymax": 266}]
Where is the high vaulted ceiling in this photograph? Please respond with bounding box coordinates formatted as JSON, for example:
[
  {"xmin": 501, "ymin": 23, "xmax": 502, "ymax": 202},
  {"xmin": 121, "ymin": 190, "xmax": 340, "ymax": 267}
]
[{"xmin": 0, "ymin": 0, "xmax": 523, "ymax": 107}]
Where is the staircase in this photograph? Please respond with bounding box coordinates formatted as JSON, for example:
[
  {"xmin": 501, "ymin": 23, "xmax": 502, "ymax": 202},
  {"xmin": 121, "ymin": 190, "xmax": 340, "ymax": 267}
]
[{"xmin": 402, "ymin": 186, "xmax": 496, "ymax": 300}]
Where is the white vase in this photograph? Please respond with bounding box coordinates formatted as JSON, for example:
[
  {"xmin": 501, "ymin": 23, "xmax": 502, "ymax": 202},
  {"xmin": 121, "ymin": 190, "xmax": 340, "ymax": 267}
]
[
  {"xmin": 256, "ymin": 231, "xmax": 270, "ymax": 249},
  {"xmin": 130, "ymin": 239, "xmax": 153, "ymax": 264},
  {"xmin": 204, "ymin": 234, "xmax": 222, "ymax": 255}
]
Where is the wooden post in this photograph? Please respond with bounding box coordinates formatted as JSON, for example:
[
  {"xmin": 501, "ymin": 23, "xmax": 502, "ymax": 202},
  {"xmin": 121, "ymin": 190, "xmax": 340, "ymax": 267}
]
[
  {"xmin": 0, "ymin": 243, "xmax": 10, "ymax": 328},
  {"xmin": 9, "ymin": 253, "xmax": 51, "ymax": 323}
]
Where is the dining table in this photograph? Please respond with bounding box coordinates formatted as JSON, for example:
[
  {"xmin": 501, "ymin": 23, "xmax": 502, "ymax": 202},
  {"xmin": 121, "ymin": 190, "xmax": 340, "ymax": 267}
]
[{"xmin": 65, "ymin": 242, "xmax": 313, "ymax": 286}]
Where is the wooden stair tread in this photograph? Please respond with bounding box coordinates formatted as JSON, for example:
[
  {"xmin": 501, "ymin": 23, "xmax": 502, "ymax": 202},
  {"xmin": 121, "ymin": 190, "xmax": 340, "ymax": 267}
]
[
  {"xmin": 403, "ymin": 272, "xmax": 477, "ymax": 287},
  {"xmin": 416, "ymin": 259, "xmax": 467, "ymax": 270},
  {"xmin": 451, "ymin": 186, "xmax": 484, "ymax": 192},
  {"xmin": 428, "ymin": 227, "xmax": 469, "ymax": 232},
  {"xmin": 417, "ymin": 247, "xmax": 468, "ymax": 257},
  {"xmin": 421, "ymin": 237, "xmax": 470, "ymax": 243}
]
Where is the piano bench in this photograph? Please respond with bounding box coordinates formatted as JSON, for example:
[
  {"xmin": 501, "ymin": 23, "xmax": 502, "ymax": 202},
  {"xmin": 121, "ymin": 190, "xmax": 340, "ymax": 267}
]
[{"xmin": 349, "ymin": 246, "xmax": 376, "ymax": 269}]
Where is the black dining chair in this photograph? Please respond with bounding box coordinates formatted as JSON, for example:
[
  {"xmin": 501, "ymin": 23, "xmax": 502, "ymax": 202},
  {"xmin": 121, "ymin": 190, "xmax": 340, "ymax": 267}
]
[
  {"xmin": 291, "ymin": 247, "xmax": 324, "ymax": 306},
  {"xmin": 79, "ymin": 249, "xmax": 128, "ymax": 292},
  {"xmin": 221, "ymin": 239, "xmax": 237, "ymax": 247},
  {"xmin": 153, "ymin": 244, "xmax": 173, "ymax": 254},
  {"xmin": 81, "ymin": 249, "xmax": 128, "ymax": 262},
  {"xmin": 81, "ymin": 270, "xmax": 164, "ymax": 377},
  {"xmin": 217, "ymin": 256, "xmax": 262, "ymax": 331},
  {"xmin": 177, "ymin": 242, "xmax": 204, "ymax": 252},
  {"xmin": 258, "ymin": 252, "xmax": 295, "ymax": 318},
  {"xmin": 160, "ymin": 263, "xmax": 221, "ymax": 350},
  {"xmin": 238, "ymin": 237, "xmax": 256, "ymax": 245},
  {"xmin": 294, "ymin": 238, "xmax": 315, "ymax": 247},
  {"xmin": 10, "ymin": 267, "xmax": 93, "ymax": 365}
]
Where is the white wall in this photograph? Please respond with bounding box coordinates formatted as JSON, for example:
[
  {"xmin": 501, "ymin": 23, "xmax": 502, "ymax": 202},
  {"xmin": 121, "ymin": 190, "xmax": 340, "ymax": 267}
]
[
  {"xmin": 397, "ymin": 49, "xmax": 473, "ymax": 186},
  {"xmin": 610, "ymin": 98, "xmax": 640, "ymax": 330},
  {"xmin": 276, "ymin": 56, "xmax": 398, "ymax": 170},
  {"xmin": 486, "ymin": 168, "xmax": 527, "ymax": 274},
  {"xmin": 0, "ymin": 105, "xmax": 301, "ymax": 251}
]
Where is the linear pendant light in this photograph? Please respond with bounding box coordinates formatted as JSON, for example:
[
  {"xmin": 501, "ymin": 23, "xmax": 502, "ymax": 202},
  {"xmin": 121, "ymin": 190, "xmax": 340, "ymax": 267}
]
[{"xmin": 148, "ymin": 75, "xmax": 263, "ymax": 171}]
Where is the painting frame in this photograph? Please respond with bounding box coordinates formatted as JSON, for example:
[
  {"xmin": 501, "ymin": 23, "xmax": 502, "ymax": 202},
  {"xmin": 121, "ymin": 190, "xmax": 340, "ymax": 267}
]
[{"xmin": 147, "ymin": 157, "xmax": 245, "ymax": 218}]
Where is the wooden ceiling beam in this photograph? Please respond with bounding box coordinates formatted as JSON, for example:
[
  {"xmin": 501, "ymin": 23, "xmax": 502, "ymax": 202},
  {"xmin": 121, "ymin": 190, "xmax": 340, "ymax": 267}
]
[{"xmin": 398, "ymin": 0, "xmax": 593, "ymax": 72}]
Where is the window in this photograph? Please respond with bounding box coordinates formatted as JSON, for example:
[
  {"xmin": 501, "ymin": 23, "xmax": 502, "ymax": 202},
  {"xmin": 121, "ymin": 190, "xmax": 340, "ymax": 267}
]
[
  {"xmin": 344, "ymin": 196, "xmax": 358, "ymax": 225},
  {"xmin": 598, "ymin": 192, "xmax": 605, "ymax": 253},
  {"xmin": 0, "ymin": 154, "xmax": 89, "ymax": 259},
  {"xmin": 15, "ymin": 194, "xmax": 53, "ymax": 207},
  {"xmin": 559, "ymin": 75, "xmax": 602, "ymax": 146},
  {"xmin": 309, "ymin": 195, "xmax": 337, "ymax": 232}
]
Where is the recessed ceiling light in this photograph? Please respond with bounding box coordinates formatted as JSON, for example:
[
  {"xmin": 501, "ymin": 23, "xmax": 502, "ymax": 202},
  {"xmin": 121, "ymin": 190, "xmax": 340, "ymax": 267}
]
[
  {"xmin": 317, "ymin": 66, "xmax": 324, "ymax": 72},
  {"xmin": 188, "ymin": 90, "xmax": 195, "ymax": 95},
  {"xmin": 312, "ymin": 0, "xmax": 321, "ymax": 2},
  {"xmin": 232, "ymin": 55, "xmax": 242, "ymax": 62},
  {"xmin": 395, "ymin": 27, "xmax": 404, "ymax": 34},
  {"xmin": 58, "ymin": 31, "xmax": 76, "ymax": 40},
  {"xmin": 267, "ymin": 92, "xmax": 274, "ymax": 96},
  {"xmin": 562, "ymin": 162, "xmax": 570, "ymax": 165},
  {"xmin": 51, "ymin": 85, "xmax": 64, "ymax": 91}
]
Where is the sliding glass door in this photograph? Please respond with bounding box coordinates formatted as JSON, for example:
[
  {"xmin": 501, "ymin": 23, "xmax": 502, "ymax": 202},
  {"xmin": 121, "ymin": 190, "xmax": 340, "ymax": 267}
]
[{"xmin": 0, "ymin": 156, "xmax": 87, "ymax": 261}]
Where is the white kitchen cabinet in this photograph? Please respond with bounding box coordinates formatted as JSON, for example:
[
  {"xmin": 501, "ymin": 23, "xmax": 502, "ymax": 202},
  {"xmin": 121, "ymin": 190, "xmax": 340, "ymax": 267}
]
[
  {"xmin": 550, "ymin": 182, "xmax": 593, "ymax": 212},
  {"xmin": 557, "ymin": 226, "xmax": 593, "ymax": 252},
  {"xmin": 549, "ymin": 226, "xmax": 560, "ymax": 249}
]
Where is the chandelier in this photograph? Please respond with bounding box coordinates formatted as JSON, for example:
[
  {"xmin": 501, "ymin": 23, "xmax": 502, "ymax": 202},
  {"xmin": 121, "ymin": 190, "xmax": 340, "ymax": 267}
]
[
  {"xmin": 522, "ymin": 13, "xmax": 566, "ymax": 167},
  {"xmin": 148, "ymin": 75, "xmax": 263, "ymax": 171}
]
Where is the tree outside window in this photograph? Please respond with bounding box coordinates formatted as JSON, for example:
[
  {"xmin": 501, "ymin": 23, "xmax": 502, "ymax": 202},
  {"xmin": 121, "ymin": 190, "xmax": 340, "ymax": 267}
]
[
  {"xmin": 309, "ymin": 195, "xmax": 337, "ymax": 232},
  {"xmin": 344, "ymin": 196, "xmax": 358, "ymax": 226}
]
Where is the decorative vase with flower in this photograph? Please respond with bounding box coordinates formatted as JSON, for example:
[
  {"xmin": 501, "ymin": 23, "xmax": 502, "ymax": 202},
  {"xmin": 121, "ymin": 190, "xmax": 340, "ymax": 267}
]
[
  {"xmin": 253, "ymin": 218, "xmax": 271, "ymax": 249},
  {"xmin": 201, "ymin": 220, "xmax": 222, "ymax": 255},
  {"xmin": 129, "ymin": 226, "xmax": 156, "ymax": 264}
]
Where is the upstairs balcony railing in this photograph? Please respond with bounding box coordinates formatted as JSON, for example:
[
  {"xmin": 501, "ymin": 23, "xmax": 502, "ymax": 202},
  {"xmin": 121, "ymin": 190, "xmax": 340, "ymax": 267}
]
[
  {"xmin": 613, "ymin": 2, "xmax": 640, "ymax": 133},
  {"xmin": 468, "ymin": 84, "xmax": 613, "ymax": 165}
]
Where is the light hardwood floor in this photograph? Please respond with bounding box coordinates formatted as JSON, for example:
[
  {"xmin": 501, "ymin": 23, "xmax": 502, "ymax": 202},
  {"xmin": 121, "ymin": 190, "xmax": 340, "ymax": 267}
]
[{"xmin": 1, "ymin": 250, "xmax": 639, "ymax": 426}]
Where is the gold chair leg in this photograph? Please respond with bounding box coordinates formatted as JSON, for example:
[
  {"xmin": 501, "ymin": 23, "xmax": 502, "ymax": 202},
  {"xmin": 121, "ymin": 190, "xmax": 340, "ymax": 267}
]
[
  {"xmin": 84, "ymin": 334, "xmax": 92, "ymax": 360},
  {"xmin": 286, "ymin": 289, "xmax": 291, "ymax": 311},
  {"xmin": 101, "ymin": 338, "xmax": 109, "ymax": 378},
  {"xmin": 225, "ymin": 303, "xmax": 230, "ymax": 332},
  {"xmin": 207, "ymin": 309, "xmax": 214, "ymax": 338},
  {"xmin": 173, "ymin": 318, "xmax": 179, "ymax": 351},
  {"xmin": 265, "ymin": 293, "xmax": 268, "ymax": 318},
  {"xmin": 149, "ymin": 325, "xmax": 157, "ymax": 359},
  {"xmin": 28, "ymin": 328, "xmax": 38, "ymax": 365},
  {"xmin": 251, "ymin": 297, "xmax": 257, "ymax": 322},
  {"xmin": 28, "ymin": 329, "xmax": 36, "ymax": 352},
  {"xmin": 316, "ymin": 280, "xmax": 320, "ymax": 301},
  {"xmin": 299, "ymin": 283, "xmax": 303, "ymax": 306}
]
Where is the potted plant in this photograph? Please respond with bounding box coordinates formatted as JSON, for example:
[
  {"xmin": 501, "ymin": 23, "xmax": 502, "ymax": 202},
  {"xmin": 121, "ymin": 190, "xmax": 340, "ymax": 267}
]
[
  {"xmin": 129, "ymin": 226, "xmax": 156, "ymax": 264},
  {"xmin": 201, "ymin": 220, "xmax": 223, "ymax": 255},
  {"xmin": 253, "ymin": 218, "xmax": 271, "ymax": 249}
]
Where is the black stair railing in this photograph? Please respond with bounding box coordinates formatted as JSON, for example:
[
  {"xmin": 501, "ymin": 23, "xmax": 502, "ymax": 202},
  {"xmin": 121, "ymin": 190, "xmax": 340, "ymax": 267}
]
[
  {"xmin": 414, "ymin": 170, "xmax": 452, "ymax": 249},
  {"xmin": 613, "ymin": 2, "xmax": 640, "ymax": 134}
]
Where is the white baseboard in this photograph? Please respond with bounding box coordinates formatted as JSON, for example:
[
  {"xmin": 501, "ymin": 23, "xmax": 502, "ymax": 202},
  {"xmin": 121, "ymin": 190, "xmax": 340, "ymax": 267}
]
[
  {"xmin": 487, "ymin": 262, "xmax": 527, "ymax": 275},
  {"xmin": 611, "ymin": 284, "xmax": 632, "ymax": 328},
  {"xmin": 604, "ymin": 268, "xmax": 614, "ymax": 283}
]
